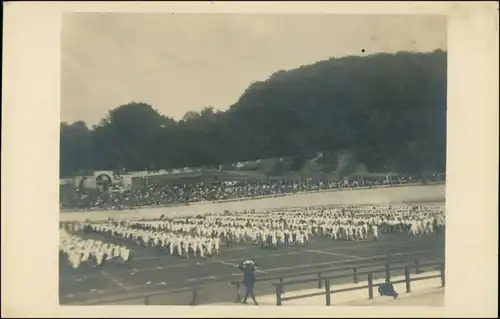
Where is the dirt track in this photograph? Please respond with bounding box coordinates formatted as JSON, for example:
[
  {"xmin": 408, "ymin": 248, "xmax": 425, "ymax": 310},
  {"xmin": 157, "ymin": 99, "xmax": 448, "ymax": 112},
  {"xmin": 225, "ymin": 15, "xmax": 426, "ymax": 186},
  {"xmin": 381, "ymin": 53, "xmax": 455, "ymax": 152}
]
[{"xmin": 60, "ymin": 184, "xmax": 445, "ymax": 222}]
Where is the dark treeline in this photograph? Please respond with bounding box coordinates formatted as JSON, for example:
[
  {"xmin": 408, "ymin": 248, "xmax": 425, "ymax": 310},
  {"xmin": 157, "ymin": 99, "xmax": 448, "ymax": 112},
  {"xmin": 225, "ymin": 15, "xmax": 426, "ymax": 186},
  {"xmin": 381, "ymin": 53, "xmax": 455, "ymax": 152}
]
[{"xmin": 60, "ymin": 50, "xmax": 446, "ymax": 178}]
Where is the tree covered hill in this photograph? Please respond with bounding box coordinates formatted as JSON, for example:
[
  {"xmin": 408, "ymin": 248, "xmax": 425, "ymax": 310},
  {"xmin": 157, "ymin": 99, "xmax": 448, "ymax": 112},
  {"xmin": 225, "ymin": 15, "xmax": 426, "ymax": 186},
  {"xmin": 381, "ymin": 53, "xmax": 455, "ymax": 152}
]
[{"xmin": 60, "ymin": 50, "xmax": 446, "ymax": 177}]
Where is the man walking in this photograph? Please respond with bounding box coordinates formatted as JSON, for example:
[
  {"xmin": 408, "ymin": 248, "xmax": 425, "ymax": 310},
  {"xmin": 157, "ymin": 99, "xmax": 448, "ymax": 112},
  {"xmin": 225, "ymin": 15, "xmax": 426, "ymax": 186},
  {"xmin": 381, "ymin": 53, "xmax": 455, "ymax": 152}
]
[{"xmin": 239, "ymin": 260, "xmax": 259, "ymax": 305}]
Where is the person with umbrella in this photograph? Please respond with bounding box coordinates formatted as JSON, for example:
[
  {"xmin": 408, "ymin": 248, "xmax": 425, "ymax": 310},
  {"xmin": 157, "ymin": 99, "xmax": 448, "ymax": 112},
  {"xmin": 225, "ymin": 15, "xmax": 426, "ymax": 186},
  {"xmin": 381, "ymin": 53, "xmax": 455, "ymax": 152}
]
[{"xmin": 238, "ymin": 260, "xmax": 259, "ymax": 305}]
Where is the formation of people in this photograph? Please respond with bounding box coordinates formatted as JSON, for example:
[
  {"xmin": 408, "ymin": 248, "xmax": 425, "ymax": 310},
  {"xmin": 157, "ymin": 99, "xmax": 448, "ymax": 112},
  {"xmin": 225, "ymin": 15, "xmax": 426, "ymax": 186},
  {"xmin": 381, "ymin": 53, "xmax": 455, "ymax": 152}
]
[
  {"xmin": 60, "ymin": 203, "xmax": 445, "ymax": 267},
  {"xmin": 85, "ymin": 222, "xmax": 221, "ymax": 259},
  {"xmin": 59, "ymin": 228, "xmax": 131, "ymax": 269},
  {"xmin": 59, "ymin": 175, "xmax": 434, "ymax": 211}
]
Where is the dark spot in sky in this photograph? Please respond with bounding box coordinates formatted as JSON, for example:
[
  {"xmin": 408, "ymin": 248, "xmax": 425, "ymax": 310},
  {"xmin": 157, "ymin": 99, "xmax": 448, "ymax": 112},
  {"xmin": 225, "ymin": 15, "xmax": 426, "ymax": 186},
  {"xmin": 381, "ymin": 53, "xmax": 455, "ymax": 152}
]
[{"xmin": 361, "ymin": 49, "xmax": 365, "ymax": 53}]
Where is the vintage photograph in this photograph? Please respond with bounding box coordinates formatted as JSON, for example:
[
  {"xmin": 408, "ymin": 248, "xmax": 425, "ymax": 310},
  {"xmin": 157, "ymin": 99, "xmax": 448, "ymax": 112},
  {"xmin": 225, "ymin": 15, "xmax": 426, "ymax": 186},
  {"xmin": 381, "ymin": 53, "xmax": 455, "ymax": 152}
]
[{"xmin": 59, "ymin": 13, "xmax": 447, "ymax": 306}]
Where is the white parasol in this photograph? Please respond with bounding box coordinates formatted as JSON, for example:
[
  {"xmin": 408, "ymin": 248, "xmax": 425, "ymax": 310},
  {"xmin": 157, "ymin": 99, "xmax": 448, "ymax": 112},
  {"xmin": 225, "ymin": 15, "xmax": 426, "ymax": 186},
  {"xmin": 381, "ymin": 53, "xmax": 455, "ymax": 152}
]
[{"xmin": 241, "ymin": 260, "xmax": 258, "ymax": 267}]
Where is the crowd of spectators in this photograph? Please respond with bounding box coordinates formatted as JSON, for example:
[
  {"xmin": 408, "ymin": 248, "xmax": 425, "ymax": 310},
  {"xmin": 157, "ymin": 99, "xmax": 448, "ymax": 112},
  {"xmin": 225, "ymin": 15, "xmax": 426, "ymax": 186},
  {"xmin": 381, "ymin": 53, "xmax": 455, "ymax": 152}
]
[{"xmin": 60, "ymin": 174, "xmax": 445, "ymax": 211}]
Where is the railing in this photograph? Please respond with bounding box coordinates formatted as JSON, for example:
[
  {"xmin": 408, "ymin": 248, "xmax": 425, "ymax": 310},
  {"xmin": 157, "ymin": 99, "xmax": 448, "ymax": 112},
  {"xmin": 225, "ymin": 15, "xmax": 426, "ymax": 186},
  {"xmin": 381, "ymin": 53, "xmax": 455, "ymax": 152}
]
[
  {"xmin": 74, "ymin": 285, "xmax": 202, "ymax": 306},
  {"xmin": 229, "ymin": 256, "xmax": 437, "ymax": 303},
  {"xmin": 68, "ymin": 256, "xmax": 441, "ymax": 305},
  {"xmin": 270, "ymin": 261, "xmax": 445, "ymax": 306}
]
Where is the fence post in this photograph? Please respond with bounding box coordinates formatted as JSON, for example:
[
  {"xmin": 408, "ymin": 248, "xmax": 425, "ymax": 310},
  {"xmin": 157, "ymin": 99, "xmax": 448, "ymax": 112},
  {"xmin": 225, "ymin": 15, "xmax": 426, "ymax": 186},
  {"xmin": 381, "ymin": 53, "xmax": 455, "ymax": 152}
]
[
  {"xmin": 385, "ymin": 263, "xmax": 390, "ymax": 282},
  {"xmin": 404, "ymin": 266, "xmax": 411, "ymax": 293},
  {"xmin": 368, "ymin": 273, "xmax": 374, "ymax": 299},
  {"xmin": 325, "ymin": 279, "xmax": 331, "ymax": 306},
  {"xmin": 415, "ymin": 259, "xmax": 421, "ymax": 274},
  {"xmin": 440, "ymin": 263, "xmax": 445, "ymax": 287},
  {"xmin": 235, "ymin": 283, "xmax": 241, "ymax": 303},
  {"xmin": 144, "ymin": 295, "xmax": 150, "ymax": 305},
  {"xmin": 317, "ymin": 272, "xmax": 322, "ymax": 289},
  {"xmin": 279, "ymin": 277, "xmax": 284, "ymax": 295},
  {"xmin": 276, "ymin": 285, "xmax": 282, "ymax": 306},
  {"xmin": 190, "ymin": 287, "xmax": 198, "ymax": 306},
  {"xmin": 353, "ymin": 267, "xmax": 358, "ymax": 283}
]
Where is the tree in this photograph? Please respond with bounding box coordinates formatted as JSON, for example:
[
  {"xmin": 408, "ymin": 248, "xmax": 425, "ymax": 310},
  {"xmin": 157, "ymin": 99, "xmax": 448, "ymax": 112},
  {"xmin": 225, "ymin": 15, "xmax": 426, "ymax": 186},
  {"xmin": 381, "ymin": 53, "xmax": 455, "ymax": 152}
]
[
  {"xmin": 60, "ymin": 121, "xmax": 91, "ymax": 177},
  {"xmin": 60, "ymin": 50, "xmax": 447, "ymax": 177},
  {"xmin": 90, "ymin": 102, "xmax": 164, "ymax": 170}
]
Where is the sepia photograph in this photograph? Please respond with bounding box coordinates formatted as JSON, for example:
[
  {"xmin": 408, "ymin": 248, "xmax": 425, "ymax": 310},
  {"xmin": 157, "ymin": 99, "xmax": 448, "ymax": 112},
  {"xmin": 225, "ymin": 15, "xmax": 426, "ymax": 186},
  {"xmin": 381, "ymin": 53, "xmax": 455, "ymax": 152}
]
[
  {"xmin": 57, "ymin": 12, "xmax": 449, "ymax": 307},
  {"xmin": 3, "ymin": 1, "xmax": 498, "ymax": 317}
]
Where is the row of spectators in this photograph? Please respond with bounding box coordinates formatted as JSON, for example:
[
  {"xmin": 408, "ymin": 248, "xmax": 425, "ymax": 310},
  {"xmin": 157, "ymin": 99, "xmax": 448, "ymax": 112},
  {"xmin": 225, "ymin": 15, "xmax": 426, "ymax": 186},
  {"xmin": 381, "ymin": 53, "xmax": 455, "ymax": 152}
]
[{"xmin": 60, "ymin": 175, "xmax": 444, "ymax": 211}]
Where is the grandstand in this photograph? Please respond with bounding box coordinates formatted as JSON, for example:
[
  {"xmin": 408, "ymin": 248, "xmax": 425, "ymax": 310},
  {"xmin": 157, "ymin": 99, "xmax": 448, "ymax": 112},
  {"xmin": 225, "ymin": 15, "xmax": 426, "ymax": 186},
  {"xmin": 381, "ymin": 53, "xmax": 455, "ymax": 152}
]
[{"xmin": 59, "ymin": 152, "xmax": 445, "ymax": 212}]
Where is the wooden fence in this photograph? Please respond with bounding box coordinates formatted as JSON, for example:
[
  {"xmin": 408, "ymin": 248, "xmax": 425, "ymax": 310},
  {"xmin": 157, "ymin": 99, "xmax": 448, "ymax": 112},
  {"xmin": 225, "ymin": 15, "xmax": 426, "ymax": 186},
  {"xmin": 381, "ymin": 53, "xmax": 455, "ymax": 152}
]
[
  {"xmin": 270, "ymin": 261, "xmax": 444, "ymax": 306},
  {"xmin": 229, "ymin": 257, "xmax": 438, "ymax": 303},
  {"xmin": 70, "ymin": 256, "xmax": 442, "ymax": 306}
]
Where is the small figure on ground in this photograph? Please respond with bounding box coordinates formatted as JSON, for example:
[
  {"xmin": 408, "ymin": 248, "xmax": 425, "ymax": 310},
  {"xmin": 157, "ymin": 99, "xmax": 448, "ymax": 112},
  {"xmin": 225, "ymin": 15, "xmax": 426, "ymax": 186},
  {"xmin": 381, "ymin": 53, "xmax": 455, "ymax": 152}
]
[{"xmin": 378, "ymin": 282, "xmax": 399, "ymax": 299}]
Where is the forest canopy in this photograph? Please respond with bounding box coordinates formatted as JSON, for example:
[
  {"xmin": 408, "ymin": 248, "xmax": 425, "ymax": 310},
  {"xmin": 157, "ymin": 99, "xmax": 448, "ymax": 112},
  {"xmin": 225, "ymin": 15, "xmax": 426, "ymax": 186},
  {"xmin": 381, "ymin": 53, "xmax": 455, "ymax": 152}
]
[{"xmin": 60, "ymin": 50, "xmax": 446, "ymax": 177}]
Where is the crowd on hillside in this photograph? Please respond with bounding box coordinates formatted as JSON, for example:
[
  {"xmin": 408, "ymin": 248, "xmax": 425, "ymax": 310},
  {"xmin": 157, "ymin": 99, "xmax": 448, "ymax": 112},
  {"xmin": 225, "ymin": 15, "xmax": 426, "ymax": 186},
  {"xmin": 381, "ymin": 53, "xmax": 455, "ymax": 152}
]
[
  {"xmin": 60, "ymin": 175, "xmax": 443, "ymax": 211},
  {"xmin": 60, "ymin": 203, "xmax": 445, "ymax": 268}
]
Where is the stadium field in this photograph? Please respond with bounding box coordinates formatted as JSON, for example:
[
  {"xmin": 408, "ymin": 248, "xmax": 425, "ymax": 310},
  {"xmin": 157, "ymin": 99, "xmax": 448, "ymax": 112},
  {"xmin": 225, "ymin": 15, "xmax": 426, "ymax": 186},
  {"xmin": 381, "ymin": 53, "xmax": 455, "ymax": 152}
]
[
  {"xmin": 59, "ymin": 184, "xmax": 445, "ymax": 306},
  {"xmin": 59, "ymin": 230, "xmax": 445, "ymax": 305}
]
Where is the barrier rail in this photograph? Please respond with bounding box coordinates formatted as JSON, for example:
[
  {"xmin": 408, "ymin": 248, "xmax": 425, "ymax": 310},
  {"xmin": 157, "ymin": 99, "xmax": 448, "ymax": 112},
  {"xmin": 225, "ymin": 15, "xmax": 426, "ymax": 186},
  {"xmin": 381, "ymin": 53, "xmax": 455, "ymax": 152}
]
[
  {"xmin": 68, "ymin": 255, "xmax": 441, "ymax": 305},
  {"xmin": 270, "ymin": 261, "xmax": 445, "ymax": 306},
  {"xmin": 229, "ymin": 256, "xmax": 436, "ymax": 303},
  {"xmin": 75, "ymin": 285, "xmax": 202, "ymax": 306}
]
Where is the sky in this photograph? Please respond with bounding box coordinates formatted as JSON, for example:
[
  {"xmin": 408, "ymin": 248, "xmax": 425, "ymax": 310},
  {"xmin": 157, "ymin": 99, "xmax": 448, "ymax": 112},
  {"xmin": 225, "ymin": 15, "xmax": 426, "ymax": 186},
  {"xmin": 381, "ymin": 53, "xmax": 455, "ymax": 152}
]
[{"xmin": 61, "ymin": 13, "xmax": 447, "ymax": 126}]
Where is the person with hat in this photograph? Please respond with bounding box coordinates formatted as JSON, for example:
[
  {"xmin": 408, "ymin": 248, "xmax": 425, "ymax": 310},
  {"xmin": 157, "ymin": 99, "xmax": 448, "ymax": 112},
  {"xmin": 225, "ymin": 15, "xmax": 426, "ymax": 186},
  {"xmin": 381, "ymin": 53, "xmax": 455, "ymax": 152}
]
[{"xmin": 238, "ymin": 260, "xmax": 259, "ymax": 305}]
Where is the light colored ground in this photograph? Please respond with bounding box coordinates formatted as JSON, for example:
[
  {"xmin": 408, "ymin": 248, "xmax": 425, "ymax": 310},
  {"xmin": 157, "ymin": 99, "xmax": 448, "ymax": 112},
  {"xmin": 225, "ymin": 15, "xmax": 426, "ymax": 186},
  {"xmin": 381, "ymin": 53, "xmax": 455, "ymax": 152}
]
[{"xmin": 60, "ymin": 184, "xmax": 445, "ymax": 222}]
